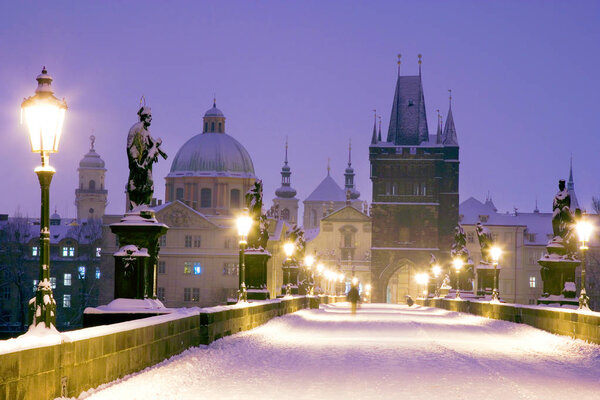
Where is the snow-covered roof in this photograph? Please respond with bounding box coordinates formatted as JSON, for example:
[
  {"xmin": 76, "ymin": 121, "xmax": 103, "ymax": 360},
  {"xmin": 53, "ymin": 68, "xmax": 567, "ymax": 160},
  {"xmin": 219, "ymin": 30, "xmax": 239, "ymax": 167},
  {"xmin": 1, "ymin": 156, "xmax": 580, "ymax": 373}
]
[
  {"xmin": 0, "ymin": 217, "xmax": 100, "ymax": 244},
  {"xmin": 304, "ymin": 174, "xmax": 346, "ymax": 202},
  {"xmin": 168, "ymin": 132, "xmax": 255, "ymax": 178},
  {"xmin": 204, "ymin": 104, "xmax": 224, "ymax": 117}
]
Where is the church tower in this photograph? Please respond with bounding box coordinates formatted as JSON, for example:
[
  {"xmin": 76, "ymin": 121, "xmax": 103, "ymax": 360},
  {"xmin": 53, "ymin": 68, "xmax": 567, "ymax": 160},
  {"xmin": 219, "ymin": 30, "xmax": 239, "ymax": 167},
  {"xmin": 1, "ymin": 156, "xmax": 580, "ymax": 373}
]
[
  {"xmin": 369, "ymin": 55, "xmax": 459, "ymax": 303},
  {"xmin": 76, "ymin": 135, "xmax": 107, "ymax": 220},
  {"xmin": 273, "ymin": 139, "xmax": 299, "ymax": 225}
]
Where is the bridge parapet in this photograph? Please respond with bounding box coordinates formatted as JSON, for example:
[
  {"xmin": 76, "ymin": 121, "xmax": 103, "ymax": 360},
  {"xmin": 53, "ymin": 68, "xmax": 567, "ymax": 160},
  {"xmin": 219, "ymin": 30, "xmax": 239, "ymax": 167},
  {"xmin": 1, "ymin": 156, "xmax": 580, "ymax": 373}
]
[
  {"xmin": 0, "ymin": 295, "xmax": 344, "ymax": 400},
  {"xmin": 416, "ymin": 298, "xmax": 600, "ymax": 344}
]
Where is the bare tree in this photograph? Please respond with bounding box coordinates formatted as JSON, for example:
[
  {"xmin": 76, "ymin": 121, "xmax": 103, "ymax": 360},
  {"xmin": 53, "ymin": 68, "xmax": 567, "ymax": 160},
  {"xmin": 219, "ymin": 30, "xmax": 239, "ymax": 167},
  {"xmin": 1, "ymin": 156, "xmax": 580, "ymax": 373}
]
[
  {"xmin": 592, "ymin": 197, "xmax": 600, "ymax": 214},
  {"xmin": 0, "ymin": 213, "xmax": 34, "ymax": 332}
]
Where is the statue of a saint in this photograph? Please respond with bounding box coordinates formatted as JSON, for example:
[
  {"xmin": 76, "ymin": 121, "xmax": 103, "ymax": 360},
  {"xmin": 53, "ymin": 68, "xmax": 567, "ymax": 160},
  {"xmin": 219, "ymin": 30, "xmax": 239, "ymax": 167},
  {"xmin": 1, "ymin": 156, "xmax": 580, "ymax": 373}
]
[
  {"xmin": 475, "ymin": 222, "xmax": 493, "ymax": 263},
  {"xmin": 551, "ymin": 179, "xmax": 574, "ymax": 240},
  {"xmin": 127, "ymin": 106, "xmax": 167, "ymax": 210}
]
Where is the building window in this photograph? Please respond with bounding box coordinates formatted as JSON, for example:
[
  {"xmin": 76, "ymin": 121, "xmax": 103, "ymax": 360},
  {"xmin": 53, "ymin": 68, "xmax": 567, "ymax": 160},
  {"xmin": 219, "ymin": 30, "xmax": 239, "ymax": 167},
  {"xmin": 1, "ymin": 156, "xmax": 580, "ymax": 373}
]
[
  {"xmin": 224, "ymin": 238, "xmax": 231, "ymax": 249},
  {"xmin": 157, "ymin": 287, "xmax": 165, "ymax": 301},
  {"xmin": 204, "ymin": 122, "xmax": 208, "ymax": 132},
  {"xmin": 159, "ymin": 235, "xmax": 167, "ymax": 247},
  {"xmin": 218, "ymin": 122, "xmax": 222, "ymax": 133},
  {"xmin": 311, "ymin": 209, "xmax": 318, "ymax": 227},
  {"xmin": 281, "ymin": 208, "xmax": 290, "ymax": 221},
  {"xmin": 62, "ymin": 247, "xmax": 75, "ymax": 257},
  {"xmin": 176, "ymin": 188, "xmax": 184, "ymax": 200},
  {"xmin": 1, "ymin": 287, "xmax": 10, "ymax": 300},
  {"xmin": 96, "ymin": 247, "xmax": 101, "ymax": 257},
  {"xmin": 89, "ymin": 180, "xmax": 96, "ymax": 190},
  {"xmin": 78, "ymin": 266, "xmax": 86, "ymax": 279},
  {"xmin": 413, "ymin": 184, "xmax": 420, "ymax": 196},
  {"xmin": 467, "ymin": 232, "xmax": 474, "ymax": 243},
  {"xmin": 192, "ymin": 288, "xmax": 200, "ymax": 302},
  {"xmin": 158, "ymin": 261, "xmax": 166, "ymax": 274},
  {"xmin": 64, "ymin": 273, "xmax": 71, "ymax": 286},
  {"xmin": 422, "ymin": 185, "xmax": 427, "ymax": 196},
  {"xmin": 33, "ymin": 280, "xmax": 38, "ymax": 293},
  {"xmin": 95, "ymin": 267, "xmax": 101, "ymax": 279},
  {"xmin": 63, "ymin": 294, "xmax": 71, "ymax": 308},
  {"xmin": 392, "ymin": 183, "xmax": 397, "ymax": 196},
  {"xmin": 223, "ymin": 263, "xmax": 238, "ymax": 276},
  {"xmin": 410, "ymin": 147, "xmax": 416, "ymax": 154},
  {"xmin": 211, "ymin": 122, "xmax": 215, "ymax": 132},
  {"xmin": 184, "ymin": 288, "xmax": 191, "ymax": 301},
  {"xmin": 194, "ymin": 236, "xmax": 202, "ymax": 248},
  {"xmin": 50, "ymin": 277, "xmax": 56, "ymax": 289},
  {"xmin": 185, "ymin": 235, "xmax": 192, "ymax": 248},
  {"xmin": 193, "ymin": 263, "xmax": 202, "ymax": 275},
  {"xmin": 230, "ymin": 189, "xmax": 240, "ymax": 208},
  {"xmin": 200, "ymin": 188, "xmax": 212, "ymax": 208},
  {"xmin": 529, "ymin": 276, "xmax": 536, "ymax": 288},
  {"xmin": 32, "ymin": 246, "xmax": 39, "ymax": 257},
  {"xmin": 184, "ymin": 262, "xmax": 192, "ymax": 274}
]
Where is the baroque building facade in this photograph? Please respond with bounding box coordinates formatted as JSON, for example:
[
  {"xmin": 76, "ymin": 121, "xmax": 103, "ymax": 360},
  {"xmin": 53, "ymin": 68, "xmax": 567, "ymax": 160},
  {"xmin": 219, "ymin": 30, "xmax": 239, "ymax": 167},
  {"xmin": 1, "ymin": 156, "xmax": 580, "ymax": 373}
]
[{"xmin": 369, "ymin": 57, "xmax": 459, "ymax": 303}]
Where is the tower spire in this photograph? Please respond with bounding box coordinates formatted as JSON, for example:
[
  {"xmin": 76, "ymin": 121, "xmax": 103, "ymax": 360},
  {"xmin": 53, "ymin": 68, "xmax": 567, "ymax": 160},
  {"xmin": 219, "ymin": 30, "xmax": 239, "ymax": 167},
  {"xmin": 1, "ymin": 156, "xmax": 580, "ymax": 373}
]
[
  {"xmin": 348, "ymin": 139, "xmax": 352, "ymax": 166},
  {"xmin": 378, "ymin": 115, "xmax": 382, "ymax": 142},
  {"xmin": 436, "ymin": 109, "xmax": 442, "ymax": 144},
  {"xmin": 418, "ymin": 53, "xmax": 422, "ymax": 75},
  {"xmin": 327, "ymin": 157, "xmax": 330, "ymax": 176},
  {"xmin": 568, "ymin": 154, "xmax": 574, "ymax": 190},
  {"xmin": 397, "ymin": 53, "xmax": 401, "ymax": 76},
  {"xmin": 284, "ymin": 136, "xmax": 289, "ymax": 165},
  {"xmin": 345, "ymin": 139, "xmax": 360, "ymax": 200},
  {"xmin": 448, "ymin": 89, "xmax": 452, "ymax": 109},
  {"xmin": 275, "ymin": 137, "xmax": 297, "ymax": 201},
  {"xmin": 442, "ymin": 89, "xmax": 458, "ymax": 146},
  {"xmin": 371, "ymin": 109, "xmax": 378, "ymax": 144}
]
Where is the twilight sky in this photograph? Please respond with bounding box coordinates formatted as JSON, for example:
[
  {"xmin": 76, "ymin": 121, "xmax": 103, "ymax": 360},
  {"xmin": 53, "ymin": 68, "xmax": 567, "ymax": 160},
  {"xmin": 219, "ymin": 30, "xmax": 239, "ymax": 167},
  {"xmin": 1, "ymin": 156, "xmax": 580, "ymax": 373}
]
[{"xmin": 0, "ymin": 1, "xmax": 598, "ymax": 218}]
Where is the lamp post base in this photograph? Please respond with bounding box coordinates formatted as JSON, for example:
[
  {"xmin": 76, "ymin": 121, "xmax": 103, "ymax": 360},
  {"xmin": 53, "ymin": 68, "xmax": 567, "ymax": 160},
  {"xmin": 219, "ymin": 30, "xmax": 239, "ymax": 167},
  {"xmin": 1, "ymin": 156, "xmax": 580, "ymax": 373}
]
[
  {"xmin": 238, "ymin": 283, "xmax": 248, "ymax": 303},
  {"xmin": 28, "ymin": 282, "xmax": 57, "ymax": 329}
]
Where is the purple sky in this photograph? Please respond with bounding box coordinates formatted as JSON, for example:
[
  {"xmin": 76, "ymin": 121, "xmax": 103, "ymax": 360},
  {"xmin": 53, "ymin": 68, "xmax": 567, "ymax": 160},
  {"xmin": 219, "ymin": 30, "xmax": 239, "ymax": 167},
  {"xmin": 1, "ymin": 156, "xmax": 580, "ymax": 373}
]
[{"xmin": 1, "ymin": 1, "xmax": 599, "ymax": 218}]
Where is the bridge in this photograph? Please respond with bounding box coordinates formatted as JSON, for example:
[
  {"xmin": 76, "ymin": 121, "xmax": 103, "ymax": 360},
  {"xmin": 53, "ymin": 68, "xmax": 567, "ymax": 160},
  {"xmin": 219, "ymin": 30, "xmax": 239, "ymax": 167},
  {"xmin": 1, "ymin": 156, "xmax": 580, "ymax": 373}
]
[{"xmin": 69, "ymin": 303, "xmax": 600, "ymax": 399}]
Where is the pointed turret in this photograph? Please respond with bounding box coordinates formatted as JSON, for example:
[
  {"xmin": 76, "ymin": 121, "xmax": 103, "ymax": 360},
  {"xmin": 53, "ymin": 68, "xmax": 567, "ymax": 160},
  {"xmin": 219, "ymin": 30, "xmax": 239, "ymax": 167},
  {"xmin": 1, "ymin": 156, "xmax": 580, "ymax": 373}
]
[
  {"xmin": 436, "ymin": 109, "xmax": 443, "ymax": 144},
  {"xmin": 387, "ymin": 55, "xmax": 429, "ymax": 145},
  {"xmin": 442, "ymin": 90, "xmax": 458, "ymax": 146},
  {"xmin": 377, "ymin": 116, "xmax": 382, "ymax": 142},
  {"xmin": 275, "ymin": 138, "xmax": 297, "ymax": 199},
  {"xmin": 567, "ymin": 157, "xmax": 580, "ymax": 210},
  {"xmin": 344, "ymin": 140, "xmax": 360, "ymax": 200},
  {"xmin": 370, "ymin": 110, "xmax": 378, "ymax": 144}
]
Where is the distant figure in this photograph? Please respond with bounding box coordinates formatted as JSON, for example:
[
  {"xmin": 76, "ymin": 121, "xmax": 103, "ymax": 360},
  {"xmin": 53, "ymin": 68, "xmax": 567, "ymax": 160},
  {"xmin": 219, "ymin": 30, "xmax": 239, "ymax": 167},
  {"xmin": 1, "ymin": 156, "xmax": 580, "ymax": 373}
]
[
  {"xmin": 405, "ymin": 295, "xmax": 414, "ymax": 307},
  {"xmin": 347, "ymin": 284, "xmax": 360, "ymax": 314}
]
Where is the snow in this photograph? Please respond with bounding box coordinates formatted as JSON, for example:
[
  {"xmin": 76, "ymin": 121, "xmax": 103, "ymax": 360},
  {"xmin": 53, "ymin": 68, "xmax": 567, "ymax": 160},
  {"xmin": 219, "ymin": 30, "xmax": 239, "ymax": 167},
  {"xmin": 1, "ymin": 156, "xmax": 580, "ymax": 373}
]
[
  {"xmin": 0, "ymin": 322, "xmax": 64, "ymax": 355},
  {"xmin": 84, "ymin": 298, "xmax": 168, "ymax": 314},
  {"xmin": 67, "ymin": 303, "xmax": 600, "ymax": 400}
]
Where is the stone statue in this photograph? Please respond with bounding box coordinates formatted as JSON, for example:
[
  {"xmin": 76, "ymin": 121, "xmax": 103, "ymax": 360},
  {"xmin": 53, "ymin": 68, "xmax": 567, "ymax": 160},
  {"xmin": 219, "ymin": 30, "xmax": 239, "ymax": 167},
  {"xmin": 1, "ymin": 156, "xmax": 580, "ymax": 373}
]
[
  {"xmin": 475, "ymin": 222, "xmax": 493, "ymax": 263},
  {"xmin": 451, "ymin": 224, "xmax": 470, "ymax": 261},
  {"xmin": 552, "ymin": 179, "xmax": 573, "ymax": 240},
  {"xmin": 127, "ymin": 106, "xmax": 167, "ymax": 210}
]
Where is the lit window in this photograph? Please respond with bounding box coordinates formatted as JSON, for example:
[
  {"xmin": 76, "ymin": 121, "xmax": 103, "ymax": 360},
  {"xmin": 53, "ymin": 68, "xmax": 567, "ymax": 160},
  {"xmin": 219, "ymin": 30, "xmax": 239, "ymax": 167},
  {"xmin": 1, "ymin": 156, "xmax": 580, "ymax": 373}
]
[
  {"xmin": 184, "ymin": 288, "xmax": 191, "ymax": 301},
  {"xmin": 78, "ymin": 266, "xmax": 86, "ymax": 279},
  {"xmin": 95, "ymin": 267, "xmax": 101, "ymax": 279},
  {"xmin": 64, "ymin": 273, "xmax": 71, "ymax": 286},
  {"xmin": 183, "ymin": 262, "xmax": 192, "ymax": 274},
  {"xmin": 192, "ymin": 288, "xmax": 200, "ymax": 302},
  {"xmin": 63, "ymin": 294, "xmax": 71, "ymax": 308},
  {"xmin": 62, "ymin": 247, "xmax": 75, "ymax": 257},
  {"xmin": 157, "ymin": 287, "xmax": 165, "ymax": 301},
  {"xmin": 96, "ymin": 247, "xmax": 101, "ymax": 257},
  {"xmin": 32, "ymin": 246, "xmax": 39, "ymax": 257},
  {"xmin": 32, "ymin": 280, "xmax": 38, "ymax": 293},
  {"xmin": 69, "ymin": 247, "xmax": 75, "ymax": 257},
  {"xmin": 158, "ymin": 261, "xmax": 166, "ymax": 274},
  {"xmin": 529, "ymin": 276, "xmax": 536, "ymax": 288},
  {"xmin": 50, "ymin": 277, "xmax": 56, "ymax": 289},
  {"xmin": 185, "ymin": 235, "xmax": 192, "ymax": 248},
  {"xmin": 193, "ymin": 263, "xmax": 202, "ymax": 275}
]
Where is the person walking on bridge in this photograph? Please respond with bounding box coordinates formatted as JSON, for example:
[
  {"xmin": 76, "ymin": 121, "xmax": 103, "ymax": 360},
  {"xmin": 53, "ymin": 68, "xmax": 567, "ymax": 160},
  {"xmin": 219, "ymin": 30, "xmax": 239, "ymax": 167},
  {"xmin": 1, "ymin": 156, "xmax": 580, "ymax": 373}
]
[{"xmin": 348, "ymin": 283, "xmax": 360, "ymax": 315}]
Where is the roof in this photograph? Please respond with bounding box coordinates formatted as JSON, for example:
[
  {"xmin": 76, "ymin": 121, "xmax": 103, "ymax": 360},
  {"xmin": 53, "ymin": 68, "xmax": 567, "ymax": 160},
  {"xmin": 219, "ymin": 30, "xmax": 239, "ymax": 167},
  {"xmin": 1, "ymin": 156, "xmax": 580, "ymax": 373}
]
[
  {"xmin": 387, "ymin": 75, "xmax": 429, "ymax": 145},
  {"xmin": 78, "ymin": 148, "xmax": 106, "ymax": 170},
  {"xmin": 204, "ymin": 104, "xmax": 224, "ymax": 117},
  {"xmin": 0, "ymin": 217, "xmax": 100, "ymax": 245},
  {"xmin": 168, "ymin": 132, "xmax": 255, "ymax": 178},
  {"xmin": 442, "ymin": 105, "xmax": 458, "ymax": 146},
  {"xmin": 321, "ymin": 205, "xmax": 370, "ymax": 222},
  {"xmin": 304, "ymin": 174, "xmax": 346, "ymax": 202}
]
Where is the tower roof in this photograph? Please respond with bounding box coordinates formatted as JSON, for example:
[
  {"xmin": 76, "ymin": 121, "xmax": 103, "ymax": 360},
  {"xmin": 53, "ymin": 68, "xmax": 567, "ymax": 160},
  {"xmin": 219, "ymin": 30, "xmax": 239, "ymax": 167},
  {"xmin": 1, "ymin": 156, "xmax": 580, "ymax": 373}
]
[
  {"xmin": 78, "ymin": 135, "xmax": 106, "ymax": 170},
  {"xmin": 387, "ymin": 74, "xmax": 429, "ymax": 145},
  {"xmin": 275, "ymin": 138, "xmax": 297, "ymax": 199},
  {"xmin": 305, "ymin": 174, "xmax": 346, "ymax": 202},
  {"xmin": 204, "ymin": 99, "xmax": 225, "ymax": 117},
  {"xmin": 442, "ymin": 93, "xmax": 458, "ymax": 146},
  {"xmin": 568, "ymin": 157, "xmax": 580, "ymax": 210}
]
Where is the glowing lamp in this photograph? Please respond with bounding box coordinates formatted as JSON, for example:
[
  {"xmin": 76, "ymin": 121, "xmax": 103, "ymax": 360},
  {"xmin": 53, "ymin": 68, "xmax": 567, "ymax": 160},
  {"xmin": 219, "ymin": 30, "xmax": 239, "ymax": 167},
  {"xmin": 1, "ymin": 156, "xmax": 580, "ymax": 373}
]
[
  {"xmin": 432, "ymin": 264, "xmax": 441, "ymax": 277},
  {"xmin": 304, "ymin": 255, "xmax": 315, "ymax": 269},
  {"xmin": 490, "ymin": 247, "xmax": 502, "ymax": 264},
  {"xmin": 283, "ymin": 242, "xmax": 295, "ymax": 258},
  {"xmin": 236, "ymin": 209, "xmax": 253, "ymax": 239},
  {"xmin": 576, "ymin": 220, "xmax": 593, "ymax": 250},
  {"xmin": 452, "ymin": 258, "xmax": 464, "ymax": 271}
]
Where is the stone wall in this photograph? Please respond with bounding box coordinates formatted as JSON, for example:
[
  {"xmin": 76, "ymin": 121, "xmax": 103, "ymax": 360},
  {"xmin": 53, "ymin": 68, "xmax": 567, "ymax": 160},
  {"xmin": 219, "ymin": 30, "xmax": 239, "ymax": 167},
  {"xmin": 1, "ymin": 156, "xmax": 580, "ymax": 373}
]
[
  {"xmin": 416, "ymin": 298, "xmax": 600, "ymax": 344},
  {"xmin": 0, "ymin": 296, "xmax": 343, "ymax": 400}
]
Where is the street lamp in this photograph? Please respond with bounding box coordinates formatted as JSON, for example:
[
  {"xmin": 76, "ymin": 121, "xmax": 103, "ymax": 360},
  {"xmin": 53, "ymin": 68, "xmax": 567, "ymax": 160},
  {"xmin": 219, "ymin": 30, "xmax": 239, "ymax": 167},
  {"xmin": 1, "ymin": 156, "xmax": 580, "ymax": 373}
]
[
  {"xmin": 236, "ymin": 209, "xmax": 253, "ymax": 302},
  {"xmin": 21, "ymin": 67, "xmax": 67, "ymax": 329},
  {"xmin": 452, "ymin": 258, "xmax": 464, "ymax": 299},
  {"xmin": 576, "ymin": 219, "xmax": 593, "ymax": 310},
  {"xmin": 432, "ymin": 264, "xmax": 442, "ymax": 298},
  {"xmin": 283, "ymin": 241, "xmax": 295, "ymax": 297},
  {"xmin": 304, "ymin": 254, "xmax": 315, "ymax": 295},
  {"xmin": 490, "ymin": 246, "xmax": 502, "ymax": 303},
  {"xmin": 415, "ymin": 273, "xmax": 430, "ymax": 298}
]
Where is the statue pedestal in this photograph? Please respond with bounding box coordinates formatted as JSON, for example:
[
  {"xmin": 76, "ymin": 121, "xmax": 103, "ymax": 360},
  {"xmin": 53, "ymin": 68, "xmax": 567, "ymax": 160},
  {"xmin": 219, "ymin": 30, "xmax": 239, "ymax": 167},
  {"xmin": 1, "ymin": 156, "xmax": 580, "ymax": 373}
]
[
  {"xmin": 110, "ymin": 209, "xmax": 168, "ymax": 300},
  {"xmin": 475, "ymin": 263, "xmax": 500, "ymax": 296},
  {"xmin": 245, "ymin": 249, "xmax": 271, "ymax": 300},
  {"xmin": 281, "ymin": 264, "xmax": 299, "ymax": 295},
  {"xmin": 538, "ymin": 237, "xmax": 579, "ymax": 305}
]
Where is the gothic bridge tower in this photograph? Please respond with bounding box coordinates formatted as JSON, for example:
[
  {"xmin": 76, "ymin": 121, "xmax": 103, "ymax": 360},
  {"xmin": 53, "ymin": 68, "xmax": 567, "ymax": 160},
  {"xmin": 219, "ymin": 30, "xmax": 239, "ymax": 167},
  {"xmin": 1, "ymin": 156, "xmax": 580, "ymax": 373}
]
[{"xmin": 369, "ymin": 55, "xmax": 459, "ymax": 303}]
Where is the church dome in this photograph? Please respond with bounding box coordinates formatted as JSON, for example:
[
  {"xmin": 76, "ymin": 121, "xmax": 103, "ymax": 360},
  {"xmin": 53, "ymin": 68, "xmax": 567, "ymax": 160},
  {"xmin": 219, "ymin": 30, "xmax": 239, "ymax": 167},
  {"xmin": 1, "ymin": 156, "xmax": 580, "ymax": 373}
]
[
  {"xmin": 168, "ymin": 132, "xmax": 255, "ymax": 178},
  {"xmin": 78, "ymin": 136, "xmax": 105, "ymax": 170},
  {"xmin": 204, "ymin": 104, "xmax": 224, "ymax": 117}
]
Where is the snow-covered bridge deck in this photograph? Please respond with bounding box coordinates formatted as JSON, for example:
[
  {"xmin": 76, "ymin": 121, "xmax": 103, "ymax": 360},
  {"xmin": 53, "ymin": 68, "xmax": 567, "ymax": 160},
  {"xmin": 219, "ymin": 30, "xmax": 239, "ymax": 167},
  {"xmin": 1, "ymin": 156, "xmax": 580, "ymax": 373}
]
[{"xmin": 74, "ymin": 303, "xmax": 600, "ymax": 400}]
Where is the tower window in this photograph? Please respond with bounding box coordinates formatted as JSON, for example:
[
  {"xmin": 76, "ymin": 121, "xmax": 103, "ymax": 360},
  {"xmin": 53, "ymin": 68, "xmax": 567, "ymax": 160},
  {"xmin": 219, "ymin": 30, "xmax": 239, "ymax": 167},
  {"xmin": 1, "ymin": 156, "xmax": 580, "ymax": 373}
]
[
  {"xmin": 281, "ymin": 208, "xmax": 290, "ymax": 221},
  {"xmin": 211, "ymin": 122, "xmax": 215, "ymax": 132},
  {"xmin": 89, "ymin": 180, "xmax": 96, "ymax": 190},
  {"xmin": 204, "ymin": 122, "xmax": 208, "ymax": 132},
  {"xmin": 230, "ymin": 189, "xmax": 241, "ymax": 208},
  {"xmin": 218, "ymin": 122, "xmax": 222, "ymax": 133},
  {"xmin": 176, "ymin": 188, "xmax": 184, "ymax": 201},
  {"xmin": 200, "ymin": 188, "xmax": 212, "ymax": 208},
  {"xmin": 311, "ymin": 209, "xmax": 318, "ymax": 227}
]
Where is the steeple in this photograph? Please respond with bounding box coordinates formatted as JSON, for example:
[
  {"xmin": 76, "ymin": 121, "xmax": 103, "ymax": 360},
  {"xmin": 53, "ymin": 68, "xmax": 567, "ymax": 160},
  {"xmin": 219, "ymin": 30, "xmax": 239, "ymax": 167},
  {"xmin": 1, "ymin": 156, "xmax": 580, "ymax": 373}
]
[
  {"xmin": 370, "ymin": 109, "xmax": 378, "ymax": 144},
  {"xmin": 436, "ymin": 109, "xmax": 443, "ymax": 144},
  {"xmin": 203, "ymin": 98, "xmax": 226, "ymax": 133},
  {"xmin": 275, "ymin": 137, "xmax": 296, "ymax": 199},
  {"xmin": 567, "ymin": 156, "xmax": 580, "ymax": 210},
  {"xmin": 344, "ymin": 139, "xmax": 360, "ymax": 200},
  {"xmin": 378, "ymin": 116, "xmax": 382, "ymax": 142},
  {"xmin": 387, "ymin": 55, "xmax": 429, "ymax": 145},
  {"xmin": 442, "ymin": 90, "xmax": 458, "ymax": 146},
  {"xmin": 76, "ymin": 134, "xmax": 107, "ymax": 219}
]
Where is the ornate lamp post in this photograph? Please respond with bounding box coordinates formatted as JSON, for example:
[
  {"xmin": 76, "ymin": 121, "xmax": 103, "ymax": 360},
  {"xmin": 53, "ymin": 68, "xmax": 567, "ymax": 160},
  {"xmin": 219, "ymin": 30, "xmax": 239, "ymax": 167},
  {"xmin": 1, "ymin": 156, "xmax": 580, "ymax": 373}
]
[
  {"xmin": 490, "ymin": 246, "xmax": 502, "ymax": 303},
  {"xmin": 415, "ymin": 273, "xmax": 429, "ymax": 298},
  {"xmin": 283, "ymin": 241, "xmax": 295, "ymax": 297},
  {"xmin": 304, "ymin": 254, "xmax": 315, "ymax": 295},
  {"xmin": 21, "ymin": 67, "xmax": 67, "ymax": 329},
  {"xmin": 432, "ymin": 264, "xmax": 442, "ymax": 298},
  {"xmin": 576, "ymin": 219, "xmax": 593, "ymax": 310},
  {"xmin": 236, "ymin": 209, "xmax": 253, "ymax": 303},
  {"xmin": 316, "ymin": 262, "xmax": 324, "ymax": 294},
  {"xmin": 453, "ymin": 257, "xmax": 464, "ymax": 299}
]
